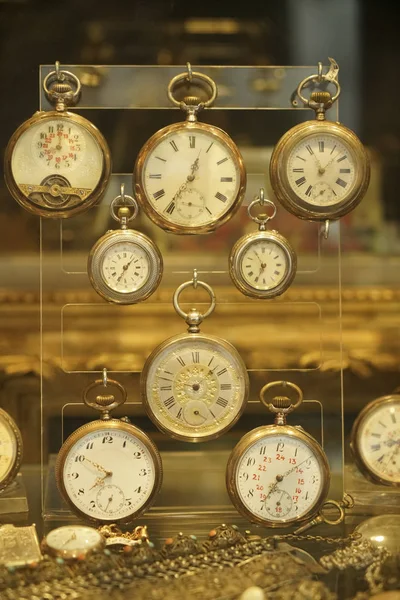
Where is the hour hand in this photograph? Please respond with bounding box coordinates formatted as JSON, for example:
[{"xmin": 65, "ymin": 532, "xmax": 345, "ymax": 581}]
[{"xmin": 19, "ymin": 183, "xmax": 92, "ymax": 200}]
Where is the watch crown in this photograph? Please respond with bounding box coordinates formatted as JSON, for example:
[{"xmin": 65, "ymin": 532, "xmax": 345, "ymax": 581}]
[
  {"xmin": 96, "ymin": 394, "xmax": 115, "ymax": 407},
  {"xmin": 50, "ymin": 82, "xmax": 73, "ymax": 94},
  {"xmin": 117, "ymin": 206, "xmax": 131, "ymax": 219},
  {"xmin": 310, "ymin": 91, "xmax": 332, "ymax": 105},
  {"xmin": 183, "ymin": 95, "xmax": 201, "ymax": 106}
]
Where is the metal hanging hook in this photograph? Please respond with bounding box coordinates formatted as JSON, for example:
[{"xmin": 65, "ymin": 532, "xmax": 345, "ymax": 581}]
[
  {"xmin": 55, "ymin": 60, "xmax": 61, "ymax": 80},
  {"xmin": 186, "ymin": 62, "xmax": 193, "ymax": 83},
  {"xmin": 317, "ymin": 61, "xmax": 323, "ymax": 82},
  {"xmin": 321, "ymin": 219, "xmax": 330, "ymax": 240},
  {"xmin": 120, "ymin": 183, "xmax": 126, "ymax": 205},
  {"xmin": 192, "ymin": 268, "xmax": 198, "ymax": 289},
  {"xmin": 102, "ymin": 367, "xmax": 108, "ymax": 387}
]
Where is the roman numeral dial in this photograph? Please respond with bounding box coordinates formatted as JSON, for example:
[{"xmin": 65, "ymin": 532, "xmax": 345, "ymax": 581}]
[
  {"xmin": 142, "ymin": 336, "xmax": 248, "ymax": 441},
  {"xmin": 286, "ymin": 134, "xmax": 356, "ymax": 207},
  {"xmin": 137, "ymin": 124, "xmax": 245, "ymax": 233}
]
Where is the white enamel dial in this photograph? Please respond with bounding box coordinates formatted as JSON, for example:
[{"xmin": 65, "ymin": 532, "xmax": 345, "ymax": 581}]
[
  {"xmin": 101, "ymin": 241, "xmax": 150, "ymax": 293},
  {"xmin": 141, "ymin": 127, "xmax": 241, "ymax": 228},
  {"xmin": 45, "ymin": 526, "xmax": 103, "ymax": 554},
  {"xmin": 234, "ymin": 432, "xmax": 326, "ymax": 523},
  {"xmin": 356, "ymin": 398, "xmax": 400, "ymax": 483},
  {"xmin": 61, "ymin": 426, "xmax": 157, "ymax": 521},
  {"xmin": 144, "ymin": 337, "xmax": 248, "ymax": 440},
  {"xmin": 240, "ymin": 239, "xmax": 288, "ymax": 290},
  {"xmin": 287, "ymin": 134, "xmax": 356, "ymax": 207},
  {"xmin": 11, "ymin": 118, "xmax": 103, "ymax": 190},
  {"xmin": 0, "ymin": 416, "xmax": 17, "ymax": 482}
]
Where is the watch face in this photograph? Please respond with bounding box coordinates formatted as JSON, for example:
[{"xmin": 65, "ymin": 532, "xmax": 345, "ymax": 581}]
[
  {"xmin": 45, "ymin": 526, "xmax": 103, "ymax": 557},
  {"xmin": 230, "ymin": 231, "xmax": 296, "ymax": 298},
  {"xmin": 5, "ymin": 112, "xmax": 111, "ymax": 217},
  {"xmin": 88, "ymin": 230, "xmax": 163, "ymax": 304},
  {"xmin": 287, "ymin": 133, "xmax": 356, "ymax": 207},
  {"xmin": 134, "ymin": 122, "xmax": 246, "ymax": 233},
  {"xmin": 142, "ymin": 334, "xmax": 249, "ymax": 442},
  {"xmin": 0, "ymin": 409, "xmax": 22, "ymax": 490},
  {"xmin": 227, "ymin": 427, "xmax": 330, "ymax": 526},
  {"xmin": 56, "ymin": 421, "xmax": 162, "ymax": 522},
  {"xmin": 352, "ymin": 396, "xmax": 400, "ymax": 485}
]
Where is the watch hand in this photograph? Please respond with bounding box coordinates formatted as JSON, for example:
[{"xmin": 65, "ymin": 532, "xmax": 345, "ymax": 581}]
[
  {"xmin": 382, "ymin": 444, "xmax": 400, "ymax": 473},
  {"xmin": 89, "ymin": 475, "xmax": 109, "ymax": 492},
  {"xmin": 278, "ymin": 455, "xmax": 313, "ymax": 480},
  {"xmin": 180, "ymin": 201, "xmax": 204, "ymax": 208},
  {"xmin": 322, "ymin": 153, "xmax": 340, "ymax": 172},
  {"xmin": 19, "ymin": 183, "xmax": 92, "ymax": 200},
  {"xmin": 61, "ymin": 531, "xmax": 77, "ymax": 547},
  {"xmin": 105, "ymin": 495, "xmax": 113, "ymax": 512},
  {"xmin": 253, "ymin": 250, "xmax": 263, "ymax": 264},
  {"xmin": 116, "ymin": 256, "xmax": 136, "ymax": 283},
  {"xmin": 187, "ymin": 150, "xmax": 202, "ymax": 181},
  {"xmin": 83, "ymin": 457, "xmax": 112, "ymax": 476}
]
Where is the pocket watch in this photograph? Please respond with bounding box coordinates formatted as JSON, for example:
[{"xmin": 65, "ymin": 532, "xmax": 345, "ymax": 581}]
[
  {"xmin": 351, "ymin": 394, "xmax": 400, "ymax": 486},
  {"xmin": 4, "ymin": 62, "xmax": 111, "ymax": 218},
  {"xmin": 133, "ymin": 65, "xmax": 246, "ymax": 234},
  {"xmin": 141, "ymin": 271, "xmax": 249, "ymax": 442},
  {"xmin": 88, "ymin": 185, "xmax": 163, "ymax": 304},
  {"xmin": 0, "ymin": 407, "xmax": 23, "ymax": 493},
  {"xmin": 226, "ymin": 381, "xmax": 340, "ymax": 529},
  {"xmin": 55, "ymin": 373, "xmax": 162, "ymax": 523},
  {"xmin": 269, "ymin": 58, "xmax": 370, "ymax": 222},
  {"xmin": 42, "ymin": 525, "xmax": 105, "ymax": 560},
  {"xmin": 229, "ymin": 189, "xmax": 296, "ymax": 299}
]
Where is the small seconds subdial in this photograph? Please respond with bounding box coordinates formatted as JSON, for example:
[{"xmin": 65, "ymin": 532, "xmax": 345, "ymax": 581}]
[
  {"xmin": 235, "ymin": 433, "xmax": 326, "ymax": 524},
  {"xmin": 356, "ymin": 397, "xmax": 400, "ymax": 484},
  {"xmin": 287, "ymin": 134, "xmax": 355, "ymax": 206},
  {"xmin": 32, "ymin": 120, "xmax": 85, "ymax": 171},
  {"xmin": 101, "ymin": 242, "xmax": 150, "ymax": 294},
  {"xmin": 143, "ymin": 336, "xmax": 248, "ymax": 441},
  {"xmin": 240, "ymin": 240, "xmax": 288, "ymax": 291}
]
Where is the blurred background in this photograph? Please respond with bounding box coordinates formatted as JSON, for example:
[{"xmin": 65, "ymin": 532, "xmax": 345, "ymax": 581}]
[{"xmin": 0, "ymin": 0, "xmax": 399, "ymax": 527}]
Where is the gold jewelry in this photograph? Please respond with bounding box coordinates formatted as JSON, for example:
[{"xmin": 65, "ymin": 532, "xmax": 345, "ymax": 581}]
[
  {"xmin": 229, "ymin": 189, "xmax": 297, "ymax": 299},
  {"xmin": 141, "ymin": 271, "xmax": 249, "ymax": 442},
  {"xmin": 133, "ymin": 65, "xmax": 246, "ymax": 234},
  {"xmin": 270, "ymin": 58, "xmax": 369, "ymax": 223},
  {"xmin": 88, "ymin": 185, "xmax": 163, "ymax": 304},
  {"xmin": 4, "ymin": 62, "xmax": 111, "ymax": 218}
]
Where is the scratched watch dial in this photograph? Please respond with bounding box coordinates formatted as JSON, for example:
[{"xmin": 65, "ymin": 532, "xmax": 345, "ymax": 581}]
[
  {"xmin": 142, "ymin": 335, "xmax": 249, "ymax": 442},
  {"xmin": 227, "ymin": 427, "xmax": 330, "ymax": 526},
  {"xmin": 351, "ymin": 395, "xmax": 400, "ymax": 485},
  {"xmin": 56, "ymin": 422, "xmax": 162, "ymax": 522},
  {"xmin": 134, "ymin": 123, "xmax": 246, "ymax": 233}
]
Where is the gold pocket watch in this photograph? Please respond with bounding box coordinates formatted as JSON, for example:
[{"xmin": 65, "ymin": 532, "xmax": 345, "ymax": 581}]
[
  {"xmin": 229, "ymin": 189, "xmax": 296, "ymax": 299},
  {"xmin": 351, "ymin": 394, "xmax": 400, "ymax": 486},
  {"xmin": 42, "ymin": 525, "xmax": 105, "ymax": 560},
  {"xmin": 0, "ymin": 407, "xmax": 23, "ymax": 494},
  {"xmin": 4, "ymin": 62, "xmax": 111, "ymax": 218},
  {"xmin": 88, "ymin": 185, "xmax": 163, "ymax": 304},
  {"xmin": 133, "ymin": 64, "xmax": 246, "ymax": 234},
  {"xmin": 55, "ymin": 373, "xmax": 162, "ymax": 523},
  {"xmin": 141, "ymin": 271, "xmax": 249, "ymax": 442},
  {"xmin": 226, "ymin": 381, "xmax": 342, "ymax": 529},
  {"xmin": 269, "ymin": 58, "xmax": 370, "ymax": 223}
]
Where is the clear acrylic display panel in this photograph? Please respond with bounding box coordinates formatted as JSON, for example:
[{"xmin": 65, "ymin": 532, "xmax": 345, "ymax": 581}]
[{"xmin": 40, "ymin": 64, "xmax": 346, "ymax": 536}]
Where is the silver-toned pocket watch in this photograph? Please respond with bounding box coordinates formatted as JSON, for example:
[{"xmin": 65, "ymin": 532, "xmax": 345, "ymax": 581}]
[
  {"xmin": 141, "ymin": 271, "xmax": 249, "ymax": 442},
  {"xmin": 229, "ymin": 189, "xmax": 297, "ymax": 299},
  {"xmin": 4, "ymin": 62, "xmax": 111, "ymax": 218},
  {"xmin": 133, "ymin": 64, "xmax": 246, "ymax": 234},
  {"xmin": 88, "ymin": 185, "xmax": 163, "ymax": 304},
  {"xmin": 226, "ymin": 381, "xmax": 343, "ymax": 531},
  {"xmin": 269, "ymin": 58, "xmax": 369, "ymax": 224}
]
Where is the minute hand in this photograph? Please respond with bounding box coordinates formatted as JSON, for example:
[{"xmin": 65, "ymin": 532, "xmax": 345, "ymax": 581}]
[{"xmin": 278, "ymin": 455, "xmax": 313, "ymax": 480}]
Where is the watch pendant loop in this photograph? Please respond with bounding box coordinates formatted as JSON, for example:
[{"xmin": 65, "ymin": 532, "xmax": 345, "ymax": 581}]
[
  {"xmin": 167, "ymin": 68, "xmax": 218, "ymax": 111},
  {"xmin": 259, "ymin": 380, "xmax": 303, "ymax": 420},
  {"xmin": 173, "ymin": 273, "xmax": 216, "ymax": 332},
  {"xmin": 43, "ymin": 64, "xmax": 82, "ymax": 110},
  {"xmin": 83, "ymin": 375, "xmax": 127, "ymax": 419},
  {"xmin": 247, "ymin": 190, "xmax": 277, "ymax": 228},
  {"xmin": 110, "ymin": 189, "xmax": 139, "ymax": 224},
  {"xmin": 296, "ymin": 57, "xmax": 340, "ymax": 111}
]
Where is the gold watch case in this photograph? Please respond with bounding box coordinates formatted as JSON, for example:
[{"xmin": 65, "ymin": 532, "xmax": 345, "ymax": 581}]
[
  {"xmin": 269, "ymin": 120, "xmax": 370, "ymax": 221},
  {"xmin": 226, "ymin": 425, "xmax": 331, "ymax": 528},
  {"xmin": 141, "ymin": 332, "xmax": 250, "ymax": 443},
  {"xmin": 41, "ymin": 525, "xmax": 105, "ymax": 560},
  {"xmin": 4, "ymin": 110, "xmax": 112, "ymax": 218},
  {"xmin": 87, "ymin": 228, "xmax": 163, "ymax": 304},
  {"xmin": 133, "ymin": 120, "xmax": 247, "ymax": 234},
  {"xmin": 229, "ymin": 229, "xmax": 297, "ymax": 299},
  {"xmin": 0, "ymin": 407, "xmax": 23, "ymax": 493},
  {"xmin": 55, "ymin": 419, "xmax": 163, "ymax": 524},
  {"xmin": 350, "ymin": 394, "xmax": 400, "ymax": 487}
]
